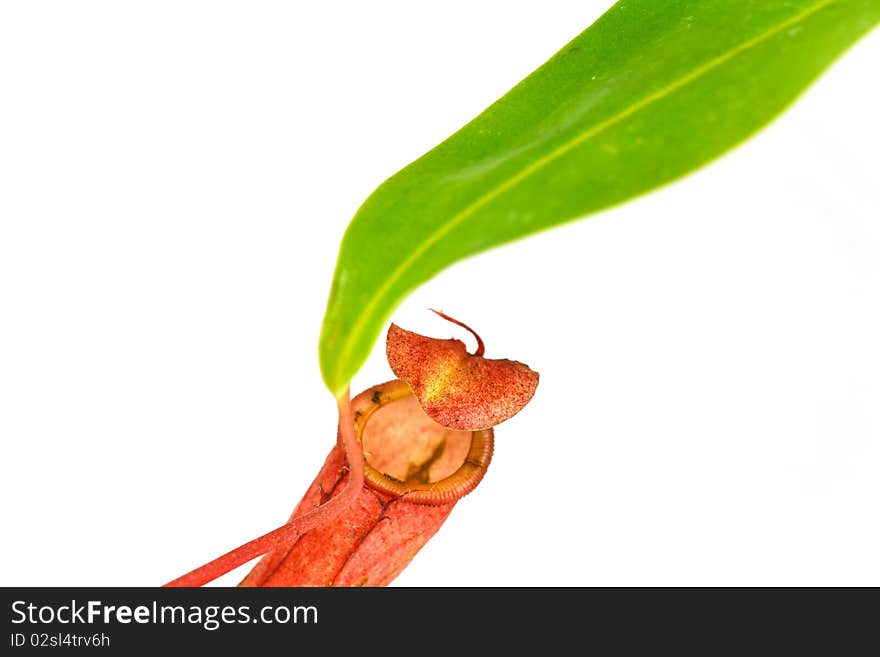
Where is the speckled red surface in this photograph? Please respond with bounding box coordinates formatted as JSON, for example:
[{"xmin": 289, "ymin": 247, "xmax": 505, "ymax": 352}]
[{"xmin": 386, "ymin": 323, "xmax": 539, "ymax": 431}]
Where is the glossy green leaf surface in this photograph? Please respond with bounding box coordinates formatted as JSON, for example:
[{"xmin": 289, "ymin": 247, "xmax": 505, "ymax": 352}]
[{"xmin": 319, "ymin": 0, "xmax": 879, "ymax": 396}]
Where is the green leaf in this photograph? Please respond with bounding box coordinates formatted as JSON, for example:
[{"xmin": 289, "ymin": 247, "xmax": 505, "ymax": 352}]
[{"xmin": 319, "ymin": 0, "xmax": 879, "ymax": 396}]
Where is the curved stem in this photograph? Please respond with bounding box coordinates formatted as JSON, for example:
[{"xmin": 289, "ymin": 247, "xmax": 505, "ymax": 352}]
[
  {"xmin": 429, "ymin": 308, "xmax": 485, "ymax": 357},
  {"xmin": 163, "ymin": 387, "xmax": 363, "ymax": 587}
]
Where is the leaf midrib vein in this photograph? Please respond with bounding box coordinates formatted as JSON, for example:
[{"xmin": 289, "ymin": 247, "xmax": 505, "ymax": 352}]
[{"xmin": 330, "ymin": 0, "xmax": 836, "ymax": 392}]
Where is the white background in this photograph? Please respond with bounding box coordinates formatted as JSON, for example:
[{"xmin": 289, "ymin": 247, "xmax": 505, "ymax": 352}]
[{"xmin": 1, "ymin": 1, "xmax": 878, "ymax": 587}]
